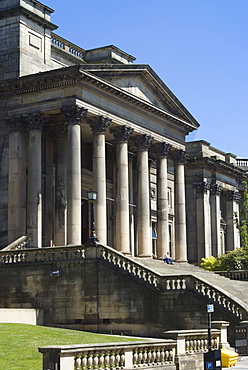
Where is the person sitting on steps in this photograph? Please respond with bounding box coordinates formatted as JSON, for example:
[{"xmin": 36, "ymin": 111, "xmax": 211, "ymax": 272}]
[{"xmin": 162, "ymin": 251, "xmax": 173, "ymax": 264}]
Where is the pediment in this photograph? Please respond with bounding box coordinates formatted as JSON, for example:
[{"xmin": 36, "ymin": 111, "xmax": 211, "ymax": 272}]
[{"xmin": 81, "ymin": 64, "xmax": 199, "ymax": 129}]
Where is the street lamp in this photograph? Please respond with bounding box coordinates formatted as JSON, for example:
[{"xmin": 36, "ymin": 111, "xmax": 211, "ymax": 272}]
[{"xmin": 87, "ymin": 190, "xmax": 99, "ymax": 242}]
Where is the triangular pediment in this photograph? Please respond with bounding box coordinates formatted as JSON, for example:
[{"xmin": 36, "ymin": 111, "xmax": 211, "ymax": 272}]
[{"xmin": 80, "ymin": 64, "xmax": 199, "ymax": 129}]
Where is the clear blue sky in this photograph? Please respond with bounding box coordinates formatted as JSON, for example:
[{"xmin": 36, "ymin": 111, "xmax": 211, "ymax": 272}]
[{"xmin": 46, "ymin": 0, "xmax": 248, "ymax": 158}]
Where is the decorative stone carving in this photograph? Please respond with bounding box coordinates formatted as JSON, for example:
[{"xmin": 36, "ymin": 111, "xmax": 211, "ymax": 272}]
[
  {"xmin": 86, "ymin": 115, "xmax": 112, "ymax": 134},
  {"xmin": 26, "ymin": 113, "xmax": 48, "ymax": 130},
  {"xmin": 130, "ymin": 134, "xmax": 153, "ymax": 151},
  {"xmin": 211, "ymin": 184, "xmax": 223, "ymax": 196},
  {"xmin": 151, "ymin": 142, "xmax": 172, "ymax": 158},
  {"xmin": 109, "ymin": 125, "xmax": 134, "ymax": 142},
  {"xmin": 226, "ymin": 190, "xmax": 241, "ymax": 202},
  {"xmin": 194, "ymin": 181, "xmax": 211, "ymax": 194},
  {"xmin": 55, "ymin": 122, "xmax": 68, "ymax": 138},
  {"xmin": 43, "ymin": 124, "xmax": 57, "ymax": 141},
  {"xmin": 171, "ymin": 149, "xmax": 187, "ymax": 164},
  {"xmin": 61, "ymin": 105, "xmax": 87, "ymax": 124},
  {"xmin": 7, "ymin": 115, "xmax": 28, "ymax": 133}
]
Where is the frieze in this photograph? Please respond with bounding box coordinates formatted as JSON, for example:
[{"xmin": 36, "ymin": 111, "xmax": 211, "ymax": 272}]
[
  {"xmin": 61, "ymin": 105, "xmax": 87, "ymax": 125},
  {"xmin": 86, "ymin": 116, "xmax": 112, "ymax": 134},
  {"xmin": 109, "ymin": 125, "xmax": 134, "ymax": 142}
]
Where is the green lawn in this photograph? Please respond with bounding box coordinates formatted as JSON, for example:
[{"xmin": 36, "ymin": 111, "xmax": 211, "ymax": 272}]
[{"xmin": 0, "ymin": 323, "xmax": 140, "ymax": 370}]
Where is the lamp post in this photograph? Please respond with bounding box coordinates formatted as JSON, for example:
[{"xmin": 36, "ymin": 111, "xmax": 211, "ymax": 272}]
[{"xmin": 87, "ymin": 191, "xmax": 99, "ymax": 242}]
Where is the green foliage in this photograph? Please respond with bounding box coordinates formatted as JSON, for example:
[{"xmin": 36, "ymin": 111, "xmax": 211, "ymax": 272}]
[
  {"xmin": 234, "ymin": 181, "xmax": 248, "ymax": 250},
  {"xmin": 0, "ymin": 323, "xmax": 141, "ymax": 370},
  {"xmin": 200, "ymin": 256, "xmax": 219, "ymax": 271}
]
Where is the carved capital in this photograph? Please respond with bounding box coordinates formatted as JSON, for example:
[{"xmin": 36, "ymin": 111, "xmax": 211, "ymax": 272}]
[
  {"xmin": 211, "ymin": 184, "xmax": 223, "ymax": 196},
  {"xmin": 171, "ymin": 149, "xmax": 187, "ymax": 164},
  {"xmin": 26, "ymin": 113, "xmax": 48, "ymax": 130},
  {"xmin": 55, "ymin": 123, "xmax": 68, "ymax": 139},
  {"xmin": 86, "ymin": 115, "xmax": 112, "ymax": 134},
  {"xmin": 7, "ymin": 115, "xmax": 28, "ymax": 133},
  {"xmin": 151, "ymin": 142, "xmax": 172, "ymax": 158},
  {"xmin": 226, "ymin": 190, "xmax": 241, "ymax": 202},
  {"xmin": 109, "ymin": 125, "xmax": 134, "ymax": 142},
  {"xmin": 130, "ymin": 134, "xmax": 154, "ymax": 151},
  {"xmin": 43, "ymin": 125, "xmax": 57, "ymax": 141},
  {"xmin": 61, "ymin": 105, "xmax": 87, "ymax": 125},
  {"xmin": 194, "ymin": 181, "xmax": 211, "ymax": 194}
]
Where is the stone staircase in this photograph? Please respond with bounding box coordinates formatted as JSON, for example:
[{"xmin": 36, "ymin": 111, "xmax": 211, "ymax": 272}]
[{"xmin": 129, "ymin": 256, "xmax": 248, "ymax": 320}]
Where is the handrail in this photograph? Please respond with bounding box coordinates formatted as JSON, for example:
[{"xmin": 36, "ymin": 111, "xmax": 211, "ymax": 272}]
[
  {"xmin": 215, "ymin": 270, "xmax": 248, "ymax": 281},
  {"xmin": 2, "ymin": 234, "xmax": 33, "ymax": 251},
  {"xmin": 39, "ymin": 339, "xmax": 176, "ymax": 370},
  {"xmin": 0, "ymin": 243, "xmax": 247, "ymax": 320}
]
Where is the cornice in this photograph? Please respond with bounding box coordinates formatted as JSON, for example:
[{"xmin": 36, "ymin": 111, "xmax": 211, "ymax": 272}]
[
  {"xmin": 0, "ymin": 65, "xmax": 196, "ymax": 134},
  {"xmin": 0, "ymin": 6, "xmax": 57, "ymax": 30},
  {"xmin": 186, "ymin": 156, "xmax": 248, "ymax": 180}
]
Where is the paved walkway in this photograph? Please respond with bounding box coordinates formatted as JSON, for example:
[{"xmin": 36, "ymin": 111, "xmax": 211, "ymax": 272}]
[{"xmin": 231, "ymin": 356, "xmax": 248, "ymax": 369}]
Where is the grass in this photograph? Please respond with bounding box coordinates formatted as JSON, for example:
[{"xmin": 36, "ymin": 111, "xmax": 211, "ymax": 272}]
[{"xmin": 0, "ymin": 323, "xmax": 140, "ymax": 370}]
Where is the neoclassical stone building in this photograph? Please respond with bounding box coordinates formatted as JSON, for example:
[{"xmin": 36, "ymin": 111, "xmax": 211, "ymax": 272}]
[{"xmin": 0, "ymin": 0, "xmax": 247, "ymax": 264}]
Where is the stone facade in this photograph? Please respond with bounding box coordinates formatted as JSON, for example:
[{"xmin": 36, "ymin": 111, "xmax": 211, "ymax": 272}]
[{"xmin": 0, "ymin": 0, "xmax": 247, "ymax": 264}]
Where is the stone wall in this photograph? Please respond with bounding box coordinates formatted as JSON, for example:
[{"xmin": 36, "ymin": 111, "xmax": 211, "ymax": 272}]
[{"xmin": 0, "ymin": 254, "xmax": 236, "ymax": 343}]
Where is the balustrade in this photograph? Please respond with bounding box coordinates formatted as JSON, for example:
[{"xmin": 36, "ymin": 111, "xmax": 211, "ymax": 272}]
[{"xmin": 39, "ymin": 340, "xmax": 176, "ymax": 370}]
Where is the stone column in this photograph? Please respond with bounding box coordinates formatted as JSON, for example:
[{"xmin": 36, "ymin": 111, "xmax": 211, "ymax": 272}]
[
  {"xmin": 27, "ymin": 113, "xmax": 47, "ymax": 248},
  {"xmin": 194, "ymin": 181, "xmax": 212, "ymax": 263},
  {"xmin": 54, "ymin": 123, "xmax": 67, "ymax": 246},
  {"xmin": 129, "ymin": 153, "xmax": 135, "ymax": 256},
  {"xmin": 110, "ymin": 125, "xmax": 133, "ymax": 254},
  {"xmin": 226, "ymin": 190, "xmax": 241, "ymax": 251},
  {"xmin": 211, "ymin": 184, "xmax": 222, "ymax": 257},
  {"xmin": 173, "ymin": 150, "xmax": 187, "ymax": 262},
  {"xmin": 43, "ymin": 125, "xmax": 55, "ymax": 247},
  {"xmin": 132, "ymin": 134, "xmax": 153, "ymax": 257},
  {"xmin": 87, "ymin": 116, "xmax": 111, "ymax": 245},
  {"xmin": 153, "ymin": 142, "xmax": 171, "ymax": 258},
  {"xmin": 61, "ymin": 105, "xmax": 87, "ymax": 245},
  {"xmin": 7, "ymin": 116, "xmax": 27, "ymax": 244}
]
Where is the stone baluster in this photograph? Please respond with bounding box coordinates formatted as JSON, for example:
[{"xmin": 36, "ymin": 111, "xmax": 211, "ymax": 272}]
[
  {"xmin": 7, "ymin": 115, "xmax": 28, "ymax": 244},
  {"xmin": 172, "ymin": 150, "xmax": 188, "ymax": 262},
  {"xmin": 54, "ymin": 123, "xmax": 68, "ymax": 246},
  {"xmin": 87, "ymin": 116, "xmax": 111, "ymax": 245},
  {"xmin": 27, "ymin": 113, "xmax": 47, "ymax": 248},
  {"xmin": 152, "ymin": 142, "xmax": 171, "ymax": 258},
  {"xmin": 110, "ymin": 125, "xmax": 133, "ymax": 254},
  {"xmin": 61, "ymin": 105, "xmax": 87, "ymax": 245},
  {"xmin": 131, "ymin": 134, "xmax": 153, "ymax": 257}
]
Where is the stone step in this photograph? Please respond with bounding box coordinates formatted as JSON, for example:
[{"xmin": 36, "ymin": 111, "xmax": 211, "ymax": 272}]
[{"xmin": 131, "ymin": 257, "xmax": 248, "ymax": 305}]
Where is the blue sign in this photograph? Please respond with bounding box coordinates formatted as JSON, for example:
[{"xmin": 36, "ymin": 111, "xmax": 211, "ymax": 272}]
[{"xmin": 206, "ymin": 362, "xmax": 213, "ymax": 369}]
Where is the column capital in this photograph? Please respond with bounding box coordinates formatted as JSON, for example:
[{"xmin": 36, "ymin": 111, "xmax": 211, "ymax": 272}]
[
  {"xmin": 211, "ymin": 184, "xmax": 223, "ymax": 196},
  {"xmin": 27, "ymin": 113, "xmax": 48, "ymax": 130},
  {"xmin": 55, "ymin": 123, "xmax": 68, "ymax": 139},
  {"xmin": 171, "ymin": 149, "xmax": 187, "ymax": 164},
  {"xmin": 110, "ymin": 125, "xmax": 134, "ymax": 142},
  {"xmin": 61, "ymin": 105, "xmax": 87, "ymax": 125},
  {"xmin": 130, "ymin": 134, "xmax": 153, "ymax": 151},
  {"xmin": 7, "ymin": 115, "xmax": 28, "ymax": 133},
  {"xmin": 194, "ymin": 181, "xmax": 211, "ymax": 194},
  {"xmin": 226, "ymin": 190, "xmax": 241, "ymax": 202},
  {"xmin": 151, "ymin": 142, "xmax": 172, "ymax": 158},
  {"xmin": 43, "ymin": 125, "xmax": 56, "ymax": 141},
  {"xmin": 86, "ymin": 115, "xmax": 112, "ymax": 134}
]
